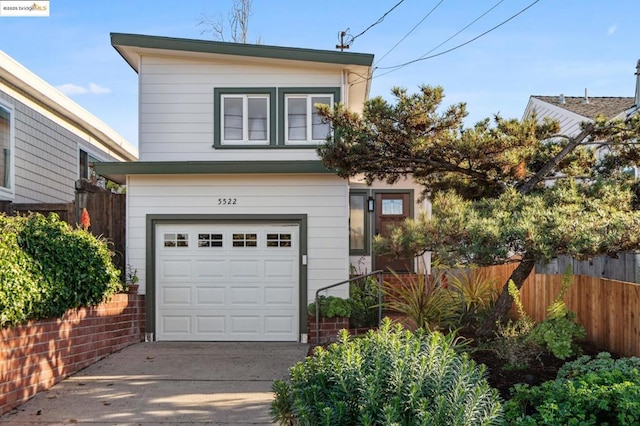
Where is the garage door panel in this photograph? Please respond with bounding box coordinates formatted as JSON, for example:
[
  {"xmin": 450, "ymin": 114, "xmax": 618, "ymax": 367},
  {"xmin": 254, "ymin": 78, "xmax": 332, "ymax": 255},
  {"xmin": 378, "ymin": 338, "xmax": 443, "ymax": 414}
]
[
  {"xmin": 264, "ymin": 260, "xmax": 295, "ymax": 278},
  {"xmin": 230, "ymin": 315, "xmax": 261, "ymax": 334},
  {"xmin": 160, "ymin": 259, "xmax": 191, "ymax": 279},
  {"xmin": 264, "ymin": 316, "xmax": 296, "ymax": 334},
  {"xmin": 157, "ymin": 223, "xmax": 299, "ymax": 341},
  {"xmin": 264, "ymin": 287, "xmax": 294, "ymax": 304},
  {"xmin": 161, "ymin": 286, "xmax": 191, "ymax": 305},
  {"xmin": 230, "ymin": 286, "xmax": 260, "ymax": 304},
  {"xmin": 194, "ymin": 259, "xmax": 227, "ymax": 278},
  {"xmin": 196, "ymin": 316, "xmax": 226, "ymax": 334},
  {"xmin": 162, "ymin": 316, "xmax": 191, "ymax": 334},
  {"xmin": 229, "ymin": 260, "xmax": 261, "ymax": 277},
  {"xmin": 195, "ymin": 286, "xmax": 226, "ymax": 304}
]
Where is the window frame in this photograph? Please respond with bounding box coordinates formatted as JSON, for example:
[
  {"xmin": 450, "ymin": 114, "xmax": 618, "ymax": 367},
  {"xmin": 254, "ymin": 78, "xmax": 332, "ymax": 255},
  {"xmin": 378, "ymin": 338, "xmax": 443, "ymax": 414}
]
[
  {"xmin": 213, "ymin": 88, "xmax": 277, "ymax": 147},
  {"xmin": 349, "ymin": 191, "xmax": 370, "ymax": 255},
  {"xmin": 0, "ymin": 100, "xmax": 15, "ymax": 199},
  {"xmin": 280, "ymin": 88, "xmax": 339, "ymax": 146}
]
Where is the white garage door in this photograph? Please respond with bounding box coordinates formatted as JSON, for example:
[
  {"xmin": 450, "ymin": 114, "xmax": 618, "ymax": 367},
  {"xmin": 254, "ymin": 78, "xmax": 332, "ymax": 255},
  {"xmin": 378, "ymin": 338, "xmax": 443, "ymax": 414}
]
[{"xmin": 156, "ymin": 223, "xmax": 299, "ymax": 341}]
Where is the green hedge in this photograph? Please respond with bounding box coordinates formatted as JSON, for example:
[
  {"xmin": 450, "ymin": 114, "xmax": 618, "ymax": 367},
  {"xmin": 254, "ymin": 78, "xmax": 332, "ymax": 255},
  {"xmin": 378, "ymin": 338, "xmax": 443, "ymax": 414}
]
[{"xmin": 0, "ymin": 213, "xmax": 123, "ymax": 327}]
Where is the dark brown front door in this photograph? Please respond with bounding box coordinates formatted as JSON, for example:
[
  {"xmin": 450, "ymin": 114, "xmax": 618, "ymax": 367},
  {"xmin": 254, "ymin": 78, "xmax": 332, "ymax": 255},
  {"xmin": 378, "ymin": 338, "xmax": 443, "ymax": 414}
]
[{"xmin": 374, "ymin": 193, "xmax": 413, "ymax": 272}]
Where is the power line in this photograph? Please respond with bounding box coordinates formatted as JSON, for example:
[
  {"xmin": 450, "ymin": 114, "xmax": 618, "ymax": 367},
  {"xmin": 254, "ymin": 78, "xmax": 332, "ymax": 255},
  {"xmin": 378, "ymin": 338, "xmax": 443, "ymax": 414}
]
[
  {"xmin": 346, "ymin": 0, "xmax": 406, "ymax": 47},
  {"xmin": 374, "ymin": 0, "xmax": 445, "ymax": 67},
  {"xmin": 375, "ymin": 0, "xmax": 541, "ymax": 76}
]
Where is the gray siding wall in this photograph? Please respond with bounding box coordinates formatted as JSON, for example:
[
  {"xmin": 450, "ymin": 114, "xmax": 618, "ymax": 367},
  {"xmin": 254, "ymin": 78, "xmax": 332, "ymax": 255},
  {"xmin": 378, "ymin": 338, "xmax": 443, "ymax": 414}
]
[{"xmin": 0, "ymin": 89, "xmax": 80, "ymax": 203}]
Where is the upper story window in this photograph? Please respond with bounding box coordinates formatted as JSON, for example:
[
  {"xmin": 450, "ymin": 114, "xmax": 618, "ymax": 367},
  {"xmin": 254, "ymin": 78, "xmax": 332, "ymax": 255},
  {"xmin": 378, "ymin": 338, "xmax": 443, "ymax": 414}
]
[
  {"xmin": 285, "ymin": 95, "xmax": 333, "ymax": 145},
  {"xmin": 214, "ymin": 88, "xmax": 277, "ymax": 147},
  {"xmin": 0, "ymin": 102, "xmax": 14, "ymax": 196},
  {"xmin": 221, "ymin": 94, "xmax": 270, "ymax": 144}
]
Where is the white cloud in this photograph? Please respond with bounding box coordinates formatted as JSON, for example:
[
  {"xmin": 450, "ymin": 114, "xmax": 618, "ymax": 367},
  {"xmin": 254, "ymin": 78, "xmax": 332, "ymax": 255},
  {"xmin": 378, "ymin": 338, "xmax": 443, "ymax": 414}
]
[
  {"xmin": 56, "ymin": 82, "xmax": 111, "ymax": 95},
  {"xmin": 608, "ymin": 24, "xmax": 617, "ymax": 35}
]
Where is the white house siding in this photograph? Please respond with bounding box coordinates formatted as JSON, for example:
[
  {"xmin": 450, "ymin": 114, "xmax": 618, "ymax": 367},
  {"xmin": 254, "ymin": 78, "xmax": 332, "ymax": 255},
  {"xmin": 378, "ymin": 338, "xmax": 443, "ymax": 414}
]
[
  {"xmin": 0, "ymin": 86, "xmax": 128, "ymax": 203},
  {"xmin": 523, "ymin": 98, "xmax": 588, "ymax": 136},
  {"xmin": 127, "ymin": 173, "xmax": 350, "ymax": 302},
  {"xmin": 138, "ymin": 55, "xmax": 345, "ymax": 162}
]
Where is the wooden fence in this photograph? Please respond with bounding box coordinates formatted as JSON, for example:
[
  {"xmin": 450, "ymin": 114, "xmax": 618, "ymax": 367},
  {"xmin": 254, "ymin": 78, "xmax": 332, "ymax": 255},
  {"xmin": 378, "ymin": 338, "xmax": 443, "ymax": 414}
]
[
  {"xmin": 475, "ymin": 263, "xmax": 640, "ymax": 357},
  {"xmin": 0, "ymin": 180, "xmax": 126, "ymax": 274}
]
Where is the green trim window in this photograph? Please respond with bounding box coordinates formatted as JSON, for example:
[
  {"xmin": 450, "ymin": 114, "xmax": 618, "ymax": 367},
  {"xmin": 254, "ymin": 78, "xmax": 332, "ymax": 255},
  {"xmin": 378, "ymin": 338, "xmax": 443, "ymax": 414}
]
[
  {"xmin": 0, "ymin": 102, "xmax": 13, "ymax": 194},
  {"xmin": 278, "ymin": 87, "xmax": 340, "ymax": 146},
  {"xmin": 349, "ymin": 192, "xmax": 368, "ymax": 254},
  {"xmin": 214, "ymin": 88, "xmax": 277, "ymax": 147}
]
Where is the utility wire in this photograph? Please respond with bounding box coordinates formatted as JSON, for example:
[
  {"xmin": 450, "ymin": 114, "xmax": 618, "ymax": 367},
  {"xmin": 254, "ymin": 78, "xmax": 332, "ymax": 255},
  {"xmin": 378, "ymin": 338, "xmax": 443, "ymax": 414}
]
[
  {"xmin": 375, "ymin": 0, "xmax": 541, "ymax": 76},
  {"xmin": 348, "ymin": 0, "xmax": 406, "ymax": 46},
  {"xmin": 374, "ymin": 0, "xmax": 445, "ymax": 67}
]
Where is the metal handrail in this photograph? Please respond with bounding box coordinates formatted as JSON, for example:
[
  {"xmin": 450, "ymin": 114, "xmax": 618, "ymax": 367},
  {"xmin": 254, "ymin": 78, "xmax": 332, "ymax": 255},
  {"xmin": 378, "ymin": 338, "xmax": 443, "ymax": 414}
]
[{"xmin": 314, "ymin": 270, "xmax": 384, "ymax": 345}]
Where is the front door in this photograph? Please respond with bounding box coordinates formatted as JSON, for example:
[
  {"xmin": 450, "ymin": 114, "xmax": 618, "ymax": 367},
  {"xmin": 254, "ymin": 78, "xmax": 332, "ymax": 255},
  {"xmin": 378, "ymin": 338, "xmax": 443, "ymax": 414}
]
[{"xmin": 374, "ymin": 193, "xmax": 413, "ymax": 272}]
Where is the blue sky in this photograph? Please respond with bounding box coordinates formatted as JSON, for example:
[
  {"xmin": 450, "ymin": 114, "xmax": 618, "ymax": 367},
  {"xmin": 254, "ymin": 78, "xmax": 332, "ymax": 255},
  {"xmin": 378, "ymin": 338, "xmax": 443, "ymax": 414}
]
[{"xmin": 1, "ymin": 0, "xmax": 639, "ymax": 147}]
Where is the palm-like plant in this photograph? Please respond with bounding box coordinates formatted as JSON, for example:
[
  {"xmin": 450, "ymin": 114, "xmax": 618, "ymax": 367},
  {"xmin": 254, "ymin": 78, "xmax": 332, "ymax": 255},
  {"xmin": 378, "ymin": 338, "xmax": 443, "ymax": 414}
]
[{"xmin": 382, "ymin": 270, "xmax": 457, "ymax": 331}]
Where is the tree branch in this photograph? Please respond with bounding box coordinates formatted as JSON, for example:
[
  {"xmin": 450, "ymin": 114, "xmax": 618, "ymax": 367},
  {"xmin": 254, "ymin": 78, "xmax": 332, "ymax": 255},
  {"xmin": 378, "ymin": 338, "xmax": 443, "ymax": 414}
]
[{"xmin": 517, "ymin": 122, "xmax": 594, "ymax": 194}]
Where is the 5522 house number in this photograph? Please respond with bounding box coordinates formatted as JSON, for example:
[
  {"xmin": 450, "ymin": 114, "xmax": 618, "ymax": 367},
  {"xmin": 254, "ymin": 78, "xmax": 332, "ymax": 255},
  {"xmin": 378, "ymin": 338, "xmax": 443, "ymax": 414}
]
[{"xmin": 217, "ymin": 198, "xmax": 237, "ymax": 205}]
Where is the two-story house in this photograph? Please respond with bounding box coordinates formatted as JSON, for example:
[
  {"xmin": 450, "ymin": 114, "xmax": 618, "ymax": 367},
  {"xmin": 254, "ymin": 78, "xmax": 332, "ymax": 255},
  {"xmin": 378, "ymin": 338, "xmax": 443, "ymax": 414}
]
[
  {"xmin": 95, "ymin": 33, "xmax": 428, "ymax": 343},
  {"xmin": 0, "ymin": 50, "xmax": 137, "ymax": 205}
]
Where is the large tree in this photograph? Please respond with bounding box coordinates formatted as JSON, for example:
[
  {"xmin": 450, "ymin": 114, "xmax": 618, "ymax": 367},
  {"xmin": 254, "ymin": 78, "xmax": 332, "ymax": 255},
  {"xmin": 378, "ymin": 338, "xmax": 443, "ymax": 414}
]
[{"xmin": 316, "ymin": 85, "xmax": 640, "ymax": 336}]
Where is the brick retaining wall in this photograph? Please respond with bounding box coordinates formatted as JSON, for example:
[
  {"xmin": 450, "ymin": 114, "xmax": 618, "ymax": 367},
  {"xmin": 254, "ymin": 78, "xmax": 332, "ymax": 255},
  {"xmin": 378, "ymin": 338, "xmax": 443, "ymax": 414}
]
[{"xmin": 0, "ymin": 293, "xmax": 145, "ymax": 416}]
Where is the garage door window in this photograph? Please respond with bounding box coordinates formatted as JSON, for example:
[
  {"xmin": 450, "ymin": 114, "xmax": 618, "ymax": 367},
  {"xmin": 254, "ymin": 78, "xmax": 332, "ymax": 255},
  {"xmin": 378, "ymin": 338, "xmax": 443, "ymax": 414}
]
[
  {"xmin": 164, "ymin": 233, "xmax": 189, "ymax": 247},
  {"xmin": 267, "ymin": 233, "xmax": 292, "ymax": 247},
  {"xmin": 232, "ymin": 233, "xmax": 257, "ymax": 247},
  {"xmin": 198, "ymin": 233, "xmax": 223, "ymax": 248}
]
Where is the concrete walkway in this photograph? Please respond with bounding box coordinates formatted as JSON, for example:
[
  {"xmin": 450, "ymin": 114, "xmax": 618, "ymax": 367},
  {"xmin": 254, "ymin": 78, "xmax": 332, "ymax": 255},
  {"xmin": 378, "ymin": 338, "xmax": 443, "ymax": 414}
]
[{"xmin": 0, "ymin": 342, "xmax": 309, "ymax": 425}]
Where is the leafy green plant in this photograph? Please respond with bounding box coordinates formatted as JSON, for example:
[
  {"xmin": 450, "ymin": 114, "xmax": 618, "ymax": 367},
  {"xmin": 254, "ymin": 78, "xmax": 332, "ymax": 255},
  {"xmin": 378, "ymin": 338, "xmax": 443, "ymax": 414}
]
[
  {"xmin": 446, "ymin": 268, "xmax": 498, "ymax": 328},
  {"xmin": 271, "ymin": 319, "xmax": 503, "ymax": 425},
  {"xmin": 0, "ymin": 213, "xmax": 122, "ymax": 327},
  {"xmin": 383, "ymin": 270, "xmax": 458, "ymax": 331},
  {"xmin": 529, "ymin": 267, "xmax": 585, "ymax": 359},
  {"xmin": 489, "ymin": 280, "xmax": 541, "ymax": 370},
  {"xmin": 349, "ymin": 274, "xmax": 380, "ymax": 329},
  {"xmin": 505, "ymin": 352, "xmax": 640, "ymax": 425},
  {"xmin": 307, "ymin": 295, "xmax": 352, "ymax": 318}
]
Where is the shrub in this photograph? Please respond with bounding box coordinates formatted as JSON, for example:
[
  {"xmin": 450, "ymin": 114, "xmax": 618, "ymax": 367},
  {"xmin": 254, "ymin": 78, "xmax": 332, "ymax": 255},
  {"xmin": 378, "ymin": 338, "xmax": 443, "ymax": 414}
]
[
  {"xmin": 505, "ymin": 353, "xmax": 640, "ymax": 425},
  {"xmin": 307, "ymin": 295, "xmax": 352, "ymax": 318},
  {"xmin": 383, "ymin": 270, "xmax": 458, "ymax": 331},
  {"xmin": 349, "ymin": 274, "xmax": 380, "ymax": 329},
  {"xmin": 529, "ymin": 267, "xmax": 585, "ymax": 359},
  {"xmin": 271, "ymin": 319, "xmax": 503, "ymax": 425},
  {"xmin": 488, "ymin": 280, "xmax": 541, "ymax": 370},
  {"xmin": 0, "ymin": 213, "xmax": 122, "ymax": 327},
  {"xmin": 445, "ymin": 269, "xmax": 498, "ymax": 328}
]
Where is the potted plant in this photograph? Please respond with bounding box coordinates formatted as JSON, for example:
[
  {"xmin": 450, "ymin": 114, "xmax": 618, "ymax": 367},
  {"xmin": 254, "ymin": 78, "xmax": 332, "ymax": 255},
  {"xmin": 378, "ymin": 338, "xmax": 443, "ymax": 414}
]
[{"xmin": 125, "ymin": 264, "xmax": 139, "ymax": 294}]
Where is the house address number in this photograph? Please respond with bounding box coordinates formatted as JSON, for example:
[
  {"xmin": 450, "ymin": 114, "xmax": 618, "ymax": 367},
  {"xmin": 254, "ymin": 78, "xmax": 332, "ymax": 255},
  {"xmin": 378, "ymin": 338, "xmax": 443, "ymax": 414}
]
[{"xmin": 217, "ymin": 198, "xmax": 237, "ymax": 205}]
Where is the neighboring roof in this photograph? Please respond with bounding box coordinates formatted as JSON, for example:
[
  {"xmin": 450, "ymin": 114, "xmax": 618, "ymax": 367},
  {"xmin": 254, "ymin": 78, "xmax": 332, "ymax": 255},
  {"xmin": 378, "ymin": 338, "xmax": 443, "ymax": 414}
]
[
  {"xmin": 531, "ymin": 95, "xmax": 635, "ymax": 120},
  {"xmin": 111, "ymin": 33, "xmax": 375, "ymax": 72},
  {"xmin": 94, "ymin": 160, "xmax": 334, "ymax": 184},
  {"xmin": 0, "ymin": 50, "xmax": 138, "ymax": 161}
]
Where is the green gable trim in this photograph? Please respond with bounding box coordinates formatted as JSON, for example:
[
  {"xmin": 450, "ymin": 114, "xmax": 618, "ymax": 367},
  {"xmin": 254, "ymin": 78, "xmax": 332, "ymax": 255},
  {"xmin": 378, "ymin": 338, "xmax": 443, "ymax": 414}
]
[
  {"xmin": 213, "ymin": 88, "xmax": 277, "ymax": 147},
  {"xmin": 94, "ymin": 161, "xmax": 333, "ymax": 182},
  {"xmin": 111, "ymin": 33, "xmax": 374, "ymax": 67}
]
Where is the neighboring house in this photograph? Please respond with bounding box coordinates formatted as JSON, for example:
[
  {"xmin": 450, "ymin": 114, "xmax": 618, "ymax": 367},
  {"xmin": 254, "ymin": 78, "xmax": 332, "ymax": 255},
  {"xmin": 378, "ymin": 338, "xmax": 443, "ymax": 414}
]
[
  {"xmin": 523, "ymin": 60, "xmax": 639, "ymax": 140},
  {"xmin": 522, "ymin": 60, "xmax": 640, "ymax": 283},
  {"xmin": 95, "ymin": 33, "xmax": 428, "ymax": 342},
  {"xmin": 0, "ymin": 51, "xmax": 137, "ymax": 205}
]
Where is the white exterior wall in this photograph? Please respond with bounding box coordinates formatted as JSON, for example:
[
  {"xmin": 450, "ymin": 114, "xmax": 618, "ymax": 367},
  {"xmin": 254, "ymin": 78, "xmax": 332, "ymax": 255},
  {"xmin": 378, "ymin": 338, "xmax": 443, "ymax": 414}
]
[
  {"xmin": 523, "ymin": 98, "xmax": 589, "ymax": 136},
  {"xmin": 127, "ymin": 173, "xmax": 350, "ymax": 302},
  {"xmin": 138, "ymin": 55, "xmax": 345, "ymax": 162}
]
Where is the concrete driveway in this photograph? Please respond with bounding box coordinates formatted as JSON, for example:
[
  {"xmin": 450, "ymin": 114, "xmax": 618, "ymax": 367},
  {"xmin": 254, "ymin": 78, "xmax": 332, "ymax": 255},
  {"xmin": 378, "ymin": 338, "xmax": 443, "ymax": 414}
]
[{"xmin": 0, "ymin": 342, "xmax": 309, "ymax": 425}]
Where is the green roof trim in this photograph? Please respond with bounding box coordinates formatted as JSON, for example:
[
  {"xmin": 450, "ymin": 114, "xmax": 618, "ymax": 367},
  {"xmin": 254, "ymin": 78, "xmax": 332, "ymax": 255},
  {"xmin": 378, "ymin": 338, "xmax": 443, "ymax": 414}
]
[
  {"xmin": 111, "ymin": 33, "xmax": 374, "ymax": 67},
  {"xmin": 94, "ymin": 160, "xmax": 334, "ymax": 183}
]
